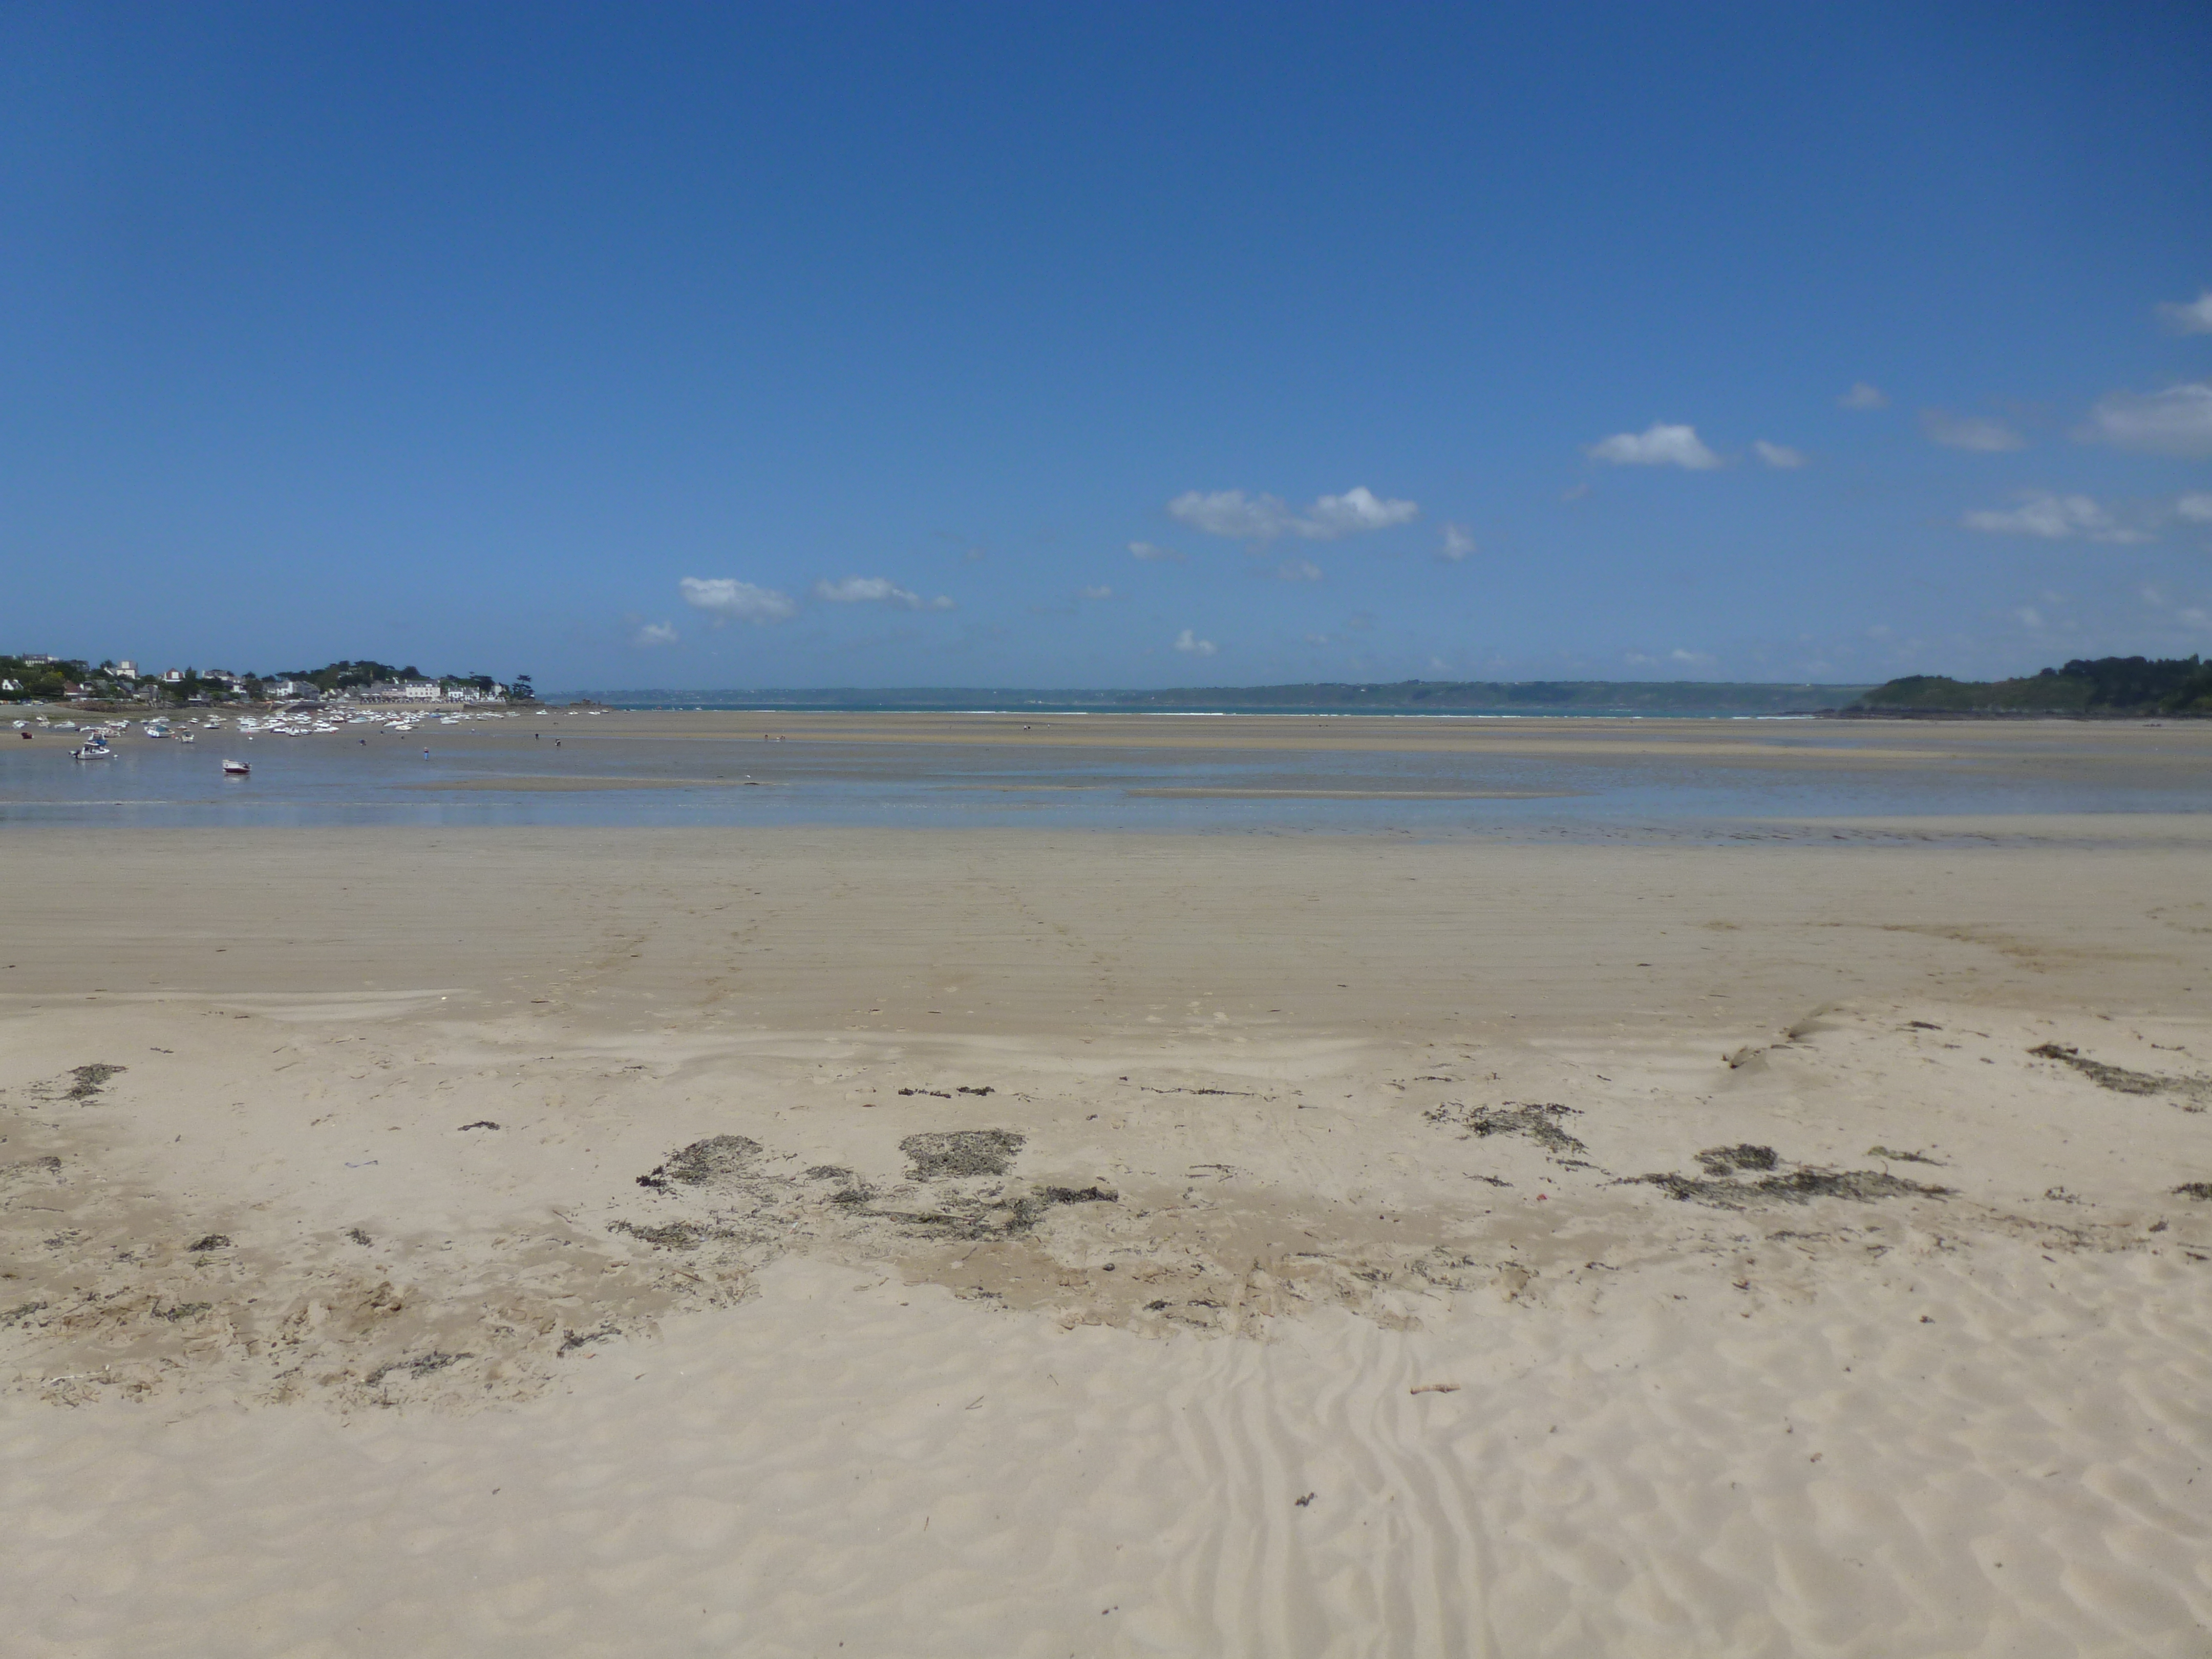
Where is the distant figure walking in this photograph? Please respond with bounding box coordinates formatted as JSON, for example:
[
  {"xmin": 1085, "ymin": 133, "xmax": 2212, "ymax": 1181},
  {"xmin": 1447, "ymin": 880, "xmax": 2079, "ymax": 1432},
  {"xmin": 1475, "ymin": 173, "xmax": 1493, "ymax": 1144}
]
[{"xmin": 422, "ymin": 748, "xmax": 430, "ymax": 760}]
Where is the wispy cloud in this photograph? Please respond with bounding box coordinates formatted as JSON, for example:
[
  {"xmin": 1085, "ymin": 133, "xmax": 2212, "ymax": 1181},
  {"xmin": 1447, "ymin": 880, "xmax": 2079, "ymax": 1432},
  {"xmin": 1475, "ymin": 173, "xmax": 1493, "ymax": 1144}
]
[
  {"xmin": 812, "ymin": 576, "xmax": 955, "ymax": 611},
  {"xmin": 1303, "ymin": 487, "xmax": 1420, "ymax": 536},
  {"xmin": 1838, "ymin": 382, "xmax": 1889, "ymax": 411},
  {"xmin": 1921, "ymin": 411, "xmax": 2026, "ymax": 452},
  {"xmin": 1129, "ymin": 540, "xmax": 1186, "ymax": 563},
  {"xmin": 1585, "ymin": 423, "xmax": 1722, "ymax": 470},
  {"xmin": 2080, "ymin": 382, "xmax": 2212, "ymax": 457},
  {"xmin": 1166, "ymin": 485, "xmax": 1418, "ymax": 542},
  {"xmin": 2157, "ymin": 290, "xmax": 2212, "ymax": 335},
  {"xmin": 1269, "ymin": 559, "xmax": 1323, "ymax": 582},
  {"xmin": 1079, "ymin": 584, "xmax": 1115, "ymax": 600},
  {"xmin": 1626, "ymin": 648, "xmax": 1718, "ymax": 669},
  {"xmin": 1961, "ymin": 492, "xmax": 2150, "ymax": 543},
  {"xmin": 630, "ymin": 621, "xmax": 679, "ymax": 646},
  {"xmin": 1438, "ymin": 523, "xmax": 1476, "ymax": 561},
  {"xmin": 679, "ymin": 577, "xmax": 797, "ymax": 624},
  {"xmin": 1173, "ymin": 629, "xmax": 1217, "ymax": 657},
  {"xmin": 2178, "ymin": 492, "xmax": 2212, "ymax": 524},
  {"xmin": 1752, "ymin": 440, "xmax": 1806, "ymax": 469}
]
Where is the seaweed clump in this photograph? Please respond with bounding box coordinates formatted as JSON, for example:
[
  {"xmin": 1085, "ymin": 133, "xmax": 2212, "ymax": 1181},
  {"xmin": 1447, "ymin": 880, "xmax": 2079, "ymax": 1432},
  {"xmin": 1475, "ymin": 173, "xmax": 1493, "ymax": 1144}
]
[
  {"xmin": 1424, "ymin": 1101, "xmax": 1586, "ymax": 1156},
  {"xmin": 637, "ymin": 1135, "xmax": 763, "ymax": 1189},
  {"xmin": 28, "ymin": 1064, "xmax": 126, "ymax": 1104},
  {"xmin": 1630, "ymin": 1165, "xmax": 1950, "ymax": 1209},
  {"xmin": 1696, "ymin": 1144, "xmax": 1778, "ymax": 1176},
  {"xmin": 2030, "ymin": 1044, "xmax": 2210, "ymax": 1111},
  {"xmin": 900, "ymin": 1130, "xmax": 1026, "ymax": 1179}
]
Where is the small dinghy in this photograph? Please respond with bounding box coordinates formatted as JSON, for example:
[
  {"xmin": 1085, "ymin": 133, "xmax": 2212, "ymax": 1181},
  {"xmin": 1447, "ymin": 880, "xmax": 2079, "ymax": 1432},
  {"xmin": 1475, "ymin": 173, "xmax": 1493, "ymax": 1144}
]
[
  {"xmin": 221, "ymin": 758, "xmax": 250, "ymax": 776},
  {"xmin": 72, "ymin": 742, "xmax": 115, "ymax": 760}
]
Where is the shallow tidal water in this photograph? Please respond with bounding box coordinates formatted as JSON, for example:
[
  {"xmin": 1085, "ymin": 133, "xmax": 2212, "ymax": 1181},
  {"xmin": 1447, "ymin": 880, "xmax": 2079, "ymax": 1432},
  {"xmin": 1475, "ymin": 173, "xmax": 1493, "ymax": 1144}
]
[{"xmin": 4, "ymin": 711, "xmax": 2208, "ymax": 840}]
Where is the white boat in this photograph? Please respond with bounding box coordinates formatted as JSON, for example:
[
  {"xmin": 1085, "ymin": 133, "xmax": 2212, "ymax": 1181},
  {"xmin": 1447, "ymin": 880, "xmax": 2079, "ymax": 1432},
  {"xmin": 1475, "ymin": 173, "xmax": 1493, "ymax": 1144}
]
[
  {"xmin": 176, "ymin": 731, "xmax": 195, "ymax": 743},
  {"xmin": 72, "ymin": 740, "xmax": 113, "ymax": 760},
  {"xmin": 221, "ymin": 758, "xmax": 250, "ymax": 775}
]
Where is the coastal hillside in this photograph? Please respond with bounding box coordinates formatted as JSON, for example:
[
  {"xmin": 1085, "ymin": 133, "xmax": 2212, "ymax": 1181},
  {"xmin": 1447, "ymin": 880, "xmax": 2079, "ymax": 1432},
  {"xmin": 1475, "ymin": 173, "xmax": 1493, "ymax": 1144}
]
[{"xmin": 1849, "ymin": 655, "xmax": 2212, "ymax": 717}]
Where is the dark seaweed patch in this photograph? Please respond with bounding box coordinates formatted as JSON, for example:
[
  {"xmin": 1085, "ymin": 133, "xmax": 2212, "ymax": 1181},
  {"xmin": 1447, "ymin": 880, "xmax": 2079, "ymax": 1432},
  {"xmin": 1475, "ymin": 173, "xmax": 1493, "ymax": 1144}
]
[
  {"xmin": 2030, "ymin": 1044, "xmax": 2211, "ymax": 1111},
  {"xmin": 901, "ymin": 1130, "xmax": 1025, "ymax": 1179},
  {"xmin": 1866, "ymin": 1145, "xmax": 1945, "ymax": 1165},
  {"xmin": 1696, "ymin": 1144, "xmax": 1778, "ymax": 1176},
  {"xmin": 1424, "ymin": 1101, "xmax": 1586, "ymax": 1156},
  {"xmin": 637, "ymin": 1135, "xmax": 763, "ymax": 1189},
  {"xmin": 609, "ymin": 1220, "xmax": 714, "ymax": 1250},
  {"xmin": 1629, "ymin": 1166, "xmax": 1949, "ymax": 1208},
  {"xmin": 28, "ymin": 1064, "xmax": 126, "ymax": 1104},
  {"xmin": 365, "ymin": 1350, "xmax": 469, "ymax": 1386}
]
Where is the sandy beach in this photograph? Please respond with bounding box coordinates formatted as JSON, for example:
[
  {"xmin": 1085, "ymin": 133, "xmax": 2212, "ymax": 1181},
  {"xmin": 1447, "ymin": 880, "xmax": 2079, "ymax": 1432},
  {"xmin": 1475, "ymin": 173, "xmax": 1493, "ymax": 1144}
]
[{"xmin": 5, "ymin": 718, "xmax": 2211, "ymax": 1655}]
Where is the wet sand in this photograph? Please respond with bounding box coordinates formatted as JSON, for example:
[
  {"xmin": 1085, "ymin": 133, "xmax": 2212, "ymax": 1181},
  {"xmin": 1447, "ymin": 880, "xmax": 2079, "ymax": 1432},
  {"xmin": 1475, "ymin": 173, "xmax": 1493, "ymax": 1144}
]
[{"xmin": 3, "ymin": 719, "xmax": 2210, "ymax": 1654}]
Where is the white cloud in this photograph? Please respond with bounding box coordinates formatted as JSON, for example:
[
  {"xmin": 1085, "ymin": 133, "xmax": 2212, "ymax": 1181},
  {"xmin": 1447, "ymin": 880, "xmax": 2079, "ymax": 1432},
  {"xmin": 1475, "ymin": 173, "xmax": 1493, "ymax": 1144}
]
[
  {"xmin": 2081, "ymin": 382, "xmax": 2212, "ymax": 457},
  {"xmin": 1921, "ymin": 411, "xmax": 2026, "ymax": 452},
  {"xmin": 1302, "ymin": 486, "xmax": 1420, "ymax": 536},
  {"xmin": 679, "ymin": 577, "xmax": 797, "ymax": 624},
  {"xmin": 1166, "ymin": 485, "xmax": 1418, "ymax": 542},
  {"xmin": 1079, "ymin": 585, "xmax": 1114, "ymax": 600},
  {"xmin": 812, "ymin": 577, "xmax": 954, "ymax": 611},
  {"xmin": 1961, "ymin": 492, "xmax": 2150, "ymax": 543},
  {"xmin": 2016, "ymin": 606, "xmax": 2045, "ymax": 630},
  {"xmin": 1438, "ymin": 523, "xmax": 1476, "ymax": 561},
  {"xmin": 2157, "ymin": 290, "xmax": 2212, "ymax": 335},
  {"xmin": 1838, "ymin": 382, "xmax": 1889, "ymax": 410},
  {"xmin": 2177, "ymin": 492, "xmax": 2212, "ymax": 523},
  {"xmin": 1168, "ymin": 491, "xmax": 1287, "ymax": 539},
  {"xmin": 630, "ymin": 621, "xmax": 679, "ymax": 646},
  {"xmin": 1585, "ymin": 423, "xmax": 1723, "ymax": 470},
  {"xmin": 1302, "ymin": 632, "xmax": 1330, "ymax": 646},
  {"xmin": 1129, "ymin": 540, "xmax": 1186, "ymax": 562},
  {"xmin": 1173, "ymin": 629, "xmax": 1217, "ymax": 657},
  {"xmin": 2182, "ymin": 607, "xmax": 2210, "ymax": 628},
  {"xmin": 1752, "ymin": 440, "xmax": 1806, "ymax": 469},
  {"xmin": 1270, "ymin": 559, "xmax": 1323, "ymax": 582},
  {"xmin": 1625, "ymin": 648, "xmax": 1717, "ymax": 669}
]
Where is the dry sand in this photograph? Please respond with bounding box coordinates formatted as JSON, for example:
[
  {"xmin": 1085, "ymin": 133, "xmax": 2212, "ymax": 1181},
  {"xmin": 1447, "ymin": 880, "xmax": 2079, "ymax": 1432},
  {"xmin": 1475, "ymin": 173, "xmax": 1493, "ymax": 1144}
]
[{"xmin": 5, "ymin": 763, "xmax": 2212, "ymax": 1652}]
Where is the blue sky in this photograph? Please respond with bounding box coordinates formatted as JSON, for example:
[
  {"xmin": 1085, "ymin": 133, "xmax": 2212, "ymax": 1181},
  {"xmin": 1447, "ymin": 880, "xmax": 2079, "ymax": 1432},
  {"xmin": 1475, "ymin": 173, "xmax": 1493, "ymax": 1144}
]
[{"xmin": 6, "ymin": 3, "xmax": 2210, "ymax": 689}]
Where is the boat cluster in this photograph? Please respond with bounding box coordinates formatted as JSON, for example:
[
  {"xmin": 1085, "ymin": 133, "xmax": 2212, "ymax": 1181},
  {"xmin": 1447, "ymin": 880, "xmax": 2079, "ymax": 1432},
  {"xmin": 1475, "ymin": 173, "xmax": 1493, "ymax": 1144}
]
[{"xmin": 12, "ymin": 704, "xmax": 520, "ymax": 765}]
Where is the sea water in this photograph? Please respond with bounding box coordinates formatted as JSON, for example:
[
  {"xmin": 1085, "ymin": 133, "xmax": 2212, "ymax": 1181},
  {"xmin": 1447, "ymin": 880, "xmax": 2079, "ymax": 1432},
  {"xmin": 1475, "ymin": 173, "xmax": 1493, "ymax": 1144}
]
[{"xmin": 3, "ymin": 714, "xmax": 2206, "ymax": 839}]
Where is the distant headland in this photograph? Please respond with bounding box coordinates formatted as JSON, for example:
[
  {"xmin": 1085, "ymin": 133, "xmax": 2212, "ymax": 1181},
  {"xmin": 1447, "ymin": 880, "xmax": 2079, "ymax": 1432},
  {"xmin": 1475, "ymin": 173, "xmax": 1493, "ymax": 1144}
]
[
  {"xmin": 1844, "ymin": 656, "xmax": 2212, "ymax": 718},
  {"xmin": 566, "ymin": 679, "xmax": 1875, "ymax": 715}
]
